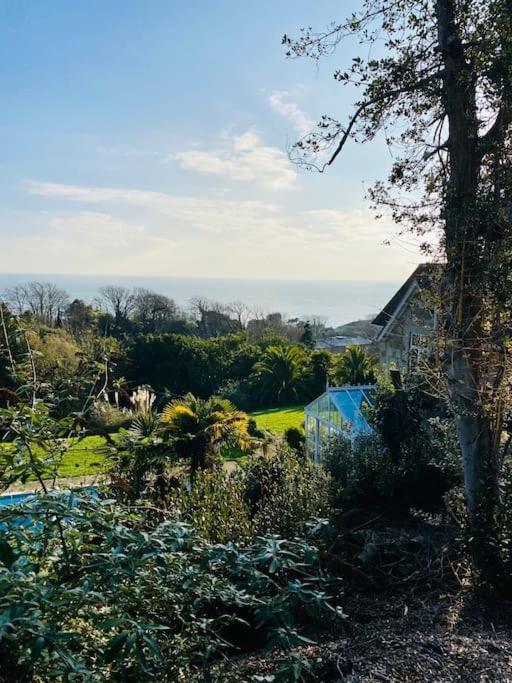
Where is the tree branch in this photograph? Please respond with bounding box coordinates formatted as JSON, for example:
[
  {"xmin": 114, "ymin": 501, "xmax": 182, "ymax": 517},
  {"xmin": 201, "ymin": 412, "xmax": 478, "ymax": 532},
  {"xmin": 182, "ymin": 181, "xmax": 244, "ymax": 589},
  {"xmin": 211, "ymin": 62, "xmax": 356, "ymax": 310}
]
[
  {"xmin": 478, "ymin": 104, "xmax": 511, "ymax": 158},
  {"xmin": 326, "ymin": 72, "xmax": 444, "ymax": 168}
]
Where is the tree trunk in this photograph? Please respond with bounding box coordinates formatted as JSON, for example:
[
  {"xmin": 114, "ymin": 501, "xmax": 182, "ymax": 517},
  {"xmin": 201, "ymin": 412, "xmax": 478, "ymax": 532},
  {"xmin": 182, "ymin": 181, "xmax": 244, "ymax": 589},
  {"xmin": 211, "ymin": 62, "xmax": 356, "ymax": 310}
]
[{"xmin": 436, "ymin": 0, "xmax": 504, "ymax": 588}]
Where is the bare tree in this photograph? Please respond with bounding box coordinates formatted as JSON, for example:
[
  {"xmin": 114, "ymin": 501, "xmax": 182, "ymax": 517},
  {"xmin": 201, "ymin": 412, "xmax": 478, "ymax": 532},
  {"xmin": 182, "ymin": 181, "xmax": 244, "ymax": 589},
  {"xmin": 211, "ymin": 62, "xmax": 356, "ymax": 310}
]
[
  {"xmin": 4, "ymin": 285, "xmax": 27, "ymax": 316},
  {"xmin": 227, "ymin": 301, "xmax": 251, "ymax": 329},
  {"xmin": 97, "ymin": 286, "xmax": 135, "ymax": 324},
  {"xmin": 4, "ymin": 281, "xmax": 69, "ymax": 325},
  {"xmin": 189, "ymin": 297, "xmax": 240, "ymax": 337}
]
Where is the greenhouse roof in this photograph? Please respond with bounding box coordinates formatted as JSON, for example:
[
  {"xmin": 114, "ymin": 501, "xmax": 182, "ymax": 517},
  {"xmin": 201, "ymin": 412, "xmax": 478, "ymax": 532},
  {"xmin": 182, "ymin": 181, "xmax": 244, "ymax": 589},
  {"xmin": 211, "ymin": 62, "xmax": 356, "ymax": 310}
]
[{"xmin": 305, "ymin": 385, "xmax": 375, "ymax": 437}]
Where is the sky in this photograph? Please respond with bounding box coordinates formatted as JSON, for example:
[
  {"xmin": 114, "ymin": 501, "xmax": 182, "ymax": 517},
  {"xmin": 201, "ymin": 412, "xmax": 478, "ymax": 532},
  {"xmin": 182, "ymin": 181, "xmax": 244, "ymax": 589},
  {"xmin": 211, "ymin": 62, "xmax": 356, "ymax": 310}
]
[{"xmin": 0, "ymin": 0, "xmax": 424, "ymax": 281}]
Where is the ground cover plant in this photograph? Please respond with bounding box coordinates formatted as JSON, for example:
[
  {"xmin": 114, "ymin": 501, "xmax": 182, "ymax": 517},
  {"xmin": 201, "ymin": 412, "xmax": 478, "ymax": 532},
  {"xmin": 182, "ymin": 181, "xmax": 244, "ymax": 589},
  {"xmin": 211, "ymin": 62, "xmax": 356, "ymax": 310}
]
[{"xmin": 0, "ymin": 491, "xmax": 343, "ymax": 682}]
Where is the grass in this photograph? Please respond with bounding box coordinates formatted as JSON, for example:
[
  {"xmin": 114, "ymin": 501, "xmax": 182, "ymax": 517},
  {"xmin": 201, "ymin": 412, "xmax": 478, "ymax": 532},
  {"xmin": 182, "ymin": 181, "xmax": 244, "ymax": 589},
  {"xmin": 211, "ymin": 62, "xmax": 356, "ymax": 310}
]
[
  {"xmin": 0, "ymin": 404, "xmax": 306, "ymax": 482},
  {"xmin": 0, "ymin": 435, "xmax": 112, "ymax": 480},
  {"xmin": 249, "ymin": 405, "xmax": 304, "ymax": 433}
]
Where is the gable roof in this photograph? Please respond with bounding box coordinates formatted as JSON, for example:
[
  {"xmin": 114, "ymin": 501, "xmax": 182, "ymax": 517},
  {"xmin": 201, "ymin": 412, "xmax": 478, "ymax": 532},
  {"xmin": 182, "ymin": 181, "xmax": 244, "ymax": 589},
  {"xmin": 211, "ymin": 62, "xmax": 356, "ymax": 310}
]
[{"xmin": 372, "ymin": 263, "xmax": 442, "ymax": 328}]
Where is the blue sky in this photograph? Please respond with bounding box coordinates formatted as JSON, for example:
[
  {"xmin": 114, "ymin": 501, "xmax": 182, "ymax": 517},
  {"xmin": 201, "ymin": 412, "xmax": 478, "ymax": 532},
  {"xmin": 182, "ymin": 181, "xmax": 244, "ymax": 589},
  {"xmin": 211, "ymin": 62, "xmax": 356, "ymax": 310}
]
[{"xmin": 0, "ymin": 0, "xmax": 423, "ymax": 280}]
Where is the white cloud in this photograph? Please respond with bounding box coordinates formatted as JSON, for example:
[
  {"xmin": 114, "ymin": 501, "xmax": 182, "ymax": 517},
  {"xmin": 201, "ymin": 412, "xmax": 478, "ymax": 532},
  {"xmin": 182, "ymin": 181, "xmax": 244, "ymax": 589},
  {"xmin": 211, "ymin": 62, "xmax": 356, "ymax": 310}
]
[
  {"xmin": 268, "ymin": 90, "xmax": 314, "ymax": 137},
  {"xmin": 18, "ymin": 179, "xmax": 420, "ymax": 279},
  {"xmin": 304, "ymin": 209, "xmax": 391, "ymax": 241},
  {"xmin": 26, "ymin": 180, "xmax": 282, "ymax": 234},
  {"xmin": 3, "ymin": 211, "xmax": 174, "ymax": 275},
  {"xmin": 172, "ymin": 129, "xmax": 296, "ymax": 191}
]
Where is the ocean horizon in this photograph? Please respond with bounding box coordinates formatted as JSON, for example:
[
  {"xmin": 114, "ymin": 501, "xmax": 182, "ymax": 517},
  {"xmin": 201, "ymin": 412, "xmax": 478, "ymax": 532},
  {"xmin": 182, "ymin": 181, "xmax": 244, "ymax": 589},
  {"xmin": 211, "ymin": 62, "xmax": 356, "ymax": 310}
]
[{"xmin": 0, "ymin": 273, "xmax": 401, "ymax": 328}]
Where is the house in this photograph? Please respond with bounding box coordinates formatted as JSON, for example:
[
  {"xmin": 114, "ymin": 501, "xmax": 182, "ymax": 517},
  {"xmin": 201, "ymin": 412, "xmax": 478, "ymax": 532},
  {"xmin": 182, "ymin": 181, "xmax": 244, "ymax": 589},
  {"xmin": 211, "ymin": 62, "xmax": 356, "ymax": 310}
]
[
  {"xmin": 372, "ymin": 263, "xmax": 441, "ymax": 368},
  {"xmin": 315, "ymin": 335, "xmax": 374, "ymax": 354}
]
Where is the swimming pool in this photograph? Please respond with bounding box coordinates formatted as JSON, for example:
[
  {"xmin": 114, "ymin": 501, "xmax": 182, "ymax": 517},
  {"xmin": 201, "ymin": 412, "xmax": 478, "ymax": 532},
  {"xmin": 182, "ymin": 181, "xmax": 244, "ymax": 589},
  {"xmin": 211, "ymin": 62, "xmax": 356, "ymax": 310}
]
[
  {"xmin": 0, "ymin": 492, "xmax": 33, "ymax": 507},
  {"xmin": 0, "ymin": 487, "xmax": 97, "ymax": 508}
]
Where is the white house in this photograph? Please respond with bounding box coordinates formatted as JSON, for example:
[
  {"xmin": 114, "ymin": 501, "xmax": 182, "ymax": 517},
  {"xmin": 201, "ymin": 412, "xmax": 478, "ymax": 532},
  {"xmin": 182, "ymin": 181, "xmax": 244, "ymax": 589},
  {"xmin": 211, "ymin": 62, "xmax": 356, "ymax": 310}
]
[{"xmin": 372, "ymin": 264, "xmax": 441, "ymax": 368}]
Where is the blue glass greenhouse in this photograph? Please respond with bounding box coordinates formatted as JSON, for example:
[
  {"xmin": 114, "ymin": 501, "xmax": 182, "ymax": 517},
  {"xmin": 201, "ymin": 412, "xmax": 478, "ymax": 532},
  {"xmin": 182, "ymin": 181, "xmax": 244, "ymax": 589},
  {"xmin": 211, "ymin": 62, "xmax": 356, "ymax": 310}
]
[{"xmin": 304, "ymin": 385, "xmax": 375, "ymax": 460}]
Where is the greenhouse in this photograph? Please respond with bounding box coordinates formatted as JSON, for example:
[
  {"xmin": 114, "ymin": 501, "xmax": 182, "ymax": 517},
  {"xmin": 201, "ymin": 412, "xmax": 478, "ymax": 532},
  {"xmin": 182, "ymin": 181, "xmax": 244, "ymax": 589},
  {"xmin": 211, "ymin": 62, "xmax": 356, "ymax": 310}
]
[{"xmin": 304, "ymin": 385, "xmax": 375, "ymax": 460}]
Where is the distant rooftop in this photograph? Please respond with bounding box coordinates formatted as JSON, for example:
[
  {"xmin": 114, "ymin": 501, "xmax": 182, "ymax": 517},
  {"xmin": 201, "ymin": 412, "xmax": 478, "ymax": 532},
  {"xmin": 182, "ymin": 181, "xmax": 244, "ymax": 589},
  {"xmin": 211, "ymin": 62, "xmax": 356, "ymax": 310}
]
[{"xmin": 315, "ymin": 335, "xmax": 373, "ymax": 350}]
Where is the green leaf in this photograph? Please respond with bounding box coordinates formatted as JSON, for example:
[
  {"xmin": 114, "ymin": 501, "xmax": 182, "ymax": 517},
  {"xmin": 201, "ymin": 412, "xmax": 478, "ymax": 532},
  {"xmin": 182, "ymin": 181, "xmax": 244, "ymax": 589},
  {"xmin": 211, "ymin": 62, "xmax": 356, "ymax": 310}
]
[{"xmin": 104, "ymin": 631, "xmax": 128, "ymax": 662}]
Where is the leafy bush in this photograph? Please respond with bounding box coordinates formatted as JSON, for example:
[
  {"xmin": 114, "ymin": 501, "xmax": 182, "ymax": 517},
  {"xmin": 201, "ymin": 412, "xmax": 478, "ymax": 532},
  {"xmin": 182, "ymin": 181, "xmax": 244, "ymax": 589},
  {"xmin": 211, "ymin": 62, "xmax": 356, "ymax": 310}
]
[
  {"xmin": 284, "ymin": 426, "xmax": 305, "ymax": 453},
  {"xmin": 88, "ymin": 401, "xmax": 133, "ymax": 433},
  {"xmin": 244, "ymin": 447, "xmax": 331, "ymax": 537},
  {"xmin": 168, "ymin": 466, "xmax": 252, "ymax": 543},
  {"xmin": 323, "ymin": 414, "xmax": 461, "ymax": 513},
  {"xmin": 0, "ymin": 492, "xmax": 342, "ymax": 682},
  {"xmin": 218, "ymin": 378, "xmax": 255, "ymax": 412},
  {"xmin": 167, "ymin": 448, "xmax": 330, "ymax": 543}
]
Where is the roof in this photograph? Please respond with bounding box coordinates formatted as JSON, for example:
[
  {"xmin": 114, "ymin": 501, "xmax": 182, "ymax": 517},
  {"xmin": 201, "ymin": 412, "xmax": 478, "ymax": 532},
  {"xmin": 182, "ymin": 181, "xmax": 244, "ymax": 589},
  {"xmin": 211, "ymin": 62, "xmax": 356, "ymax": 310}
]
[
  {"xmin": 305, "ymin": 385, "xmax": 375, "ymax": 436},
  {"xmin": 315, "ymin": 335, "xmax": 373, "ymax": 350},
  {"xmin": 372, "ymin": 263, "xmax": 442, "ymax": 328}
]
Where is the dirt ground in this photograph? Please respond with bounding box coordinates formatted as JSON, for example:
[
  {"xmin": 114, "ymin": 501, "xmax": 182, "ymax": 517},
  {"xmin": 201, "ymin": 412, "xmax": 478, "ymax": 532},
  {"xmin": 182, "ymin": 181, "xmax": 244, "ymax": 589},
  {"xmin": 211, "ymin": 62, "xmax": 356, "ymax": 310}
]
[{"xmin": 230, "ymin": 588, "xmax": 512, "ymax": 682}]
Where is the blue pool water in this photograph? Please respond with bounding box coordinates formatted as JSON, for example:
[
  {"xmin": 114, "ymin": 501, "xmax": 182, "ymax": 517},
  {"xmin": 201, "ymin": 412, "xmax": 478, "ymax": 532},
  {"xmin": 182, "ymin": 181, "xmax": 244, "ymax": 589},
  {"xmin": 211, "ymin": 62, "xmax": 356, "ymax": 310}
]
[
  {"xmin": 0, "ymin": 487, "xmax": 97, "ymax": 509},
  {"xmin": 0, "ymin": 492, "xmax": 32, "ymax": 507}
]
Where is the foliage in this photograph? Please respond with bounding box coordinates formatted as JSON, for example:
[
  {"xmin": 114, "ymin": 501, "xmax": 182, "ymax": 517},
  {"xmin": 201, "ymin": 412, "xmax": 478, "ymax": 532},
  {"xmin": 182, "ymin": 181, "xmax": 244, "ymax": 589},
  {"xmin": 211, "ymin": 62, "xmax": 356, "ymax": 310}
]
[
  {"xmin": 218, "ymin": 378, "xmax": 254, "ymax": 412},
  {"xmin": 244, "ymin": 447, "xmax": 331, "ymax": 537},
  {"xmin": 299, "ymin": 321, "xmax": 315, "ymax": 348},
  {"xmin": 334, "ymin": 345, "xmax": 378, "ymax": 386},
  {"xmin": 0, "ymin": 403, "xmax": 114, "ymax": 485},
  {"xmin": 284, "ymin": 0, "xmax": 512, "ymax": 590},
  {"xmin": 250, "ymin": 346, "xmax": 307, "ymax": 406},
  {"xmin": 26, "ymin": 328, "xmax": 81, "ymax": 383},
  {"xmin": 88, "ymin": 401, "xmax": 133, "ymax": 434},
  {"xmin": 284, "ymin": 426, "xmax": 306, "ymax": 453},
  {"xmin": 305, "ymin": 350, "xmax": 332, "ymax": 398},
  {"xmin": 168, "ymin": 448, "xmax": 330, "ymax": 545},
  {"xmin": 168, "ymin": 466, "xmax": 252, "ymax": 543},
  {"xmin": 322, "ymin": 414, "xmax": 461, "ymax": 513},
  {"xmin": 109, "ymin": 420, "xmax": 175, "ymax": 503},
  {"xmin": 161, "ymin": 393, "xmax": 250, "ymax": 475},
  {"xmin": 0, "ymin": 493, "xmax": 341, "ymax": 682}
]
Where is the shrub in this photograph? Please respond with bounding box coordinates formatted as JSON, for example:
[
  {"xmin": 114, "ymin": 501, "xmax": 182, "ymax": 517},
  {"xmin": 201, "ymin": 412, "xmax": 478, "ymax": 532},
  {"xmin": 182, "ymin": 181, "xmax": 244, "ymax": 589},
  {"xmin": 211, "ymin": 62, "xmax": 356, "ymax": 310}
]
[
  {"xmin": 322, "ymin": 414, "xmax": 462, "ymax": 513},
  {"xmin": 0, "ymin": 492, "xmax": 342, "ymax": 682},
  {"xmin": 167, "ymin": 448, "xmax": 330, "ymax": 543},
  {"xmin": 168, "ymin": 466, "xmax": 252, "ymax": 543},
  {"xmin": 284, "ymin": 425, "xmax": 305, "ymax": 453},
  {"xmin": 218, "ymin": 378, "xmax": 255, "ymax": 412},
  {"xmin": 244, "ymin": 447, "xmax": 331, "ymax": 537},
  {"xmin": 322, "ymin": 434, "xmax": 384, "ymax": 509},
  {"xmin": 88, "ymin": 401, "xmax": 133, "ymax": 434}
]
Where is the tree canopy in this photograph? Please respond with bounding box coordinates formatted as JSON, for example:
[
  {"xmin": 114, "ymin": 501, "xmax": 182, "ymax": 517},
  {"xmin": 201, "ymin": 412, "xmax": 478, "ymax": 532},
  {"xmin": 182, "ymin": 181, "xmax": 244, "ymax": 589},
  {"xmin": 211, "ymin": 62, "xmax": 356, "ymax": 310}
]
[{"xmin": 285, "ymin": 0, "xmax": 512, "ymax": 590}]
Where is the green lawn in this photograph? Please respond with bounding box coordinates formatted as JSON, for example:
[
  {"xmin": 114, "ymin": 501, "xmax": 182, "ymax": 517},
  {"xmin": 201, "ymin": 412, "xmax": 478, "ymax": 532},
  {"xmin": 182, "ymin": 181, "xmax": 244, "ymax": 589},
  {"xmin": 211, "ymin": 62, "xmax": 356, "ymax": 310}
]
[
  {"xmin": 0, "ymin": 435, "xmax": 112, "ymax": 479},
  {"xmin": 249, "ymin": 405, "xmax": 304, "ymax": 433},
  {"xmin": 0, "ymin": 405, "xmax": 306, "ymax": 482}
]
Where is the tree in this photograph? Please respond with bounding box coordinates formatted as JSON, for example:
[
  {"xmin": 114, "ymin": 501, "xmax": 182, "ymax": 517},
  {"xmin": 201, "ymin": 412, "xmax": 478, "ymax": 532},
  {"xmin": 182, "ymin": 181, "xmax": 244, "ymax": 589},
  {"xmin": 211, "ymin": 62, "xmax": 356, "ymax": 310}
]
[
  {"xmin": 300, "ymin": 321, "xmax": 315, "ymax": 348},
  {"xmin": 161, "ymin": 393, "xmax": 250, "ymax": 475},
  {"xmin": 132, "ymin": 288, "xmax": 180, "ymax": 333},
  {"xmin": 307, "ymin": 349, "xmax": 333, "ymax": 397},
  {"xmin": 250, "ymin": 346, "xmax": 305, "ymax": 406},
  {"xmin": 97, "ymin": 286, "xmax": 135, "ymax": 325},
  {"xmin": 285, "ymin": 0, "xmax": 512, "ymax": 588},
  {"xmin": 5, "ymin": 282, "xmax": 69, "ymax": 325},
  {"xmin": 190, "ymin": 297, "xmax": 240, "ymax": 338},
  {"xmin": 335, "ymin": 345, "xmax": 378, "ymax": 386},
  {"xmin": 65, "ymin": 299, "xmax": 95, "ymax": 334}
]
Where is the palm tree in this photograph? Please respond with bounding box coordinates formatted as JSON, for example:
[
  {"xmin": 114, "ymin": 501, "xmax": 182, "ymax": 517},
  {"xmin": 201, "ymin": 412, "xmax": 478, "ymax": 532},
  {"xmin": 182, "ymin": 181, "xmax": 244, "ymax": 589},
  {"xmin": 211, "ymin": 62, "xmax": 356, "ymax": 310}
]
[
  {"xmin": 161, "ymin": 393, "xmax": 250, "ymax": 476},
  {"xmin": 250, "ymin": 346, "xmax": 305, "ymax": 406},
  {"xmin": 335, "ymin": 345, "xmax": 378, "ymax": 386}
]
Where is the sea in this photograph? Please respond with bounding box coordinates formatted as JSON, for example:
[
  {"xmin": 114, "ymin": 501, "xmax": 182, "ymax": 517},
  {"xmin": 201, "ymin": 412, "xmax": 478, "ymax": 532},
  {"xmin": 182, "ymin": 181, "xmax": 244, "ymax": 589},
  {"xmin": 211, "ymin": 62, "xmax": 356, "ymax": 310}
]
[{"xmin": 0, "ymin": 273, "xmax": 400, "ymax": 328}]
